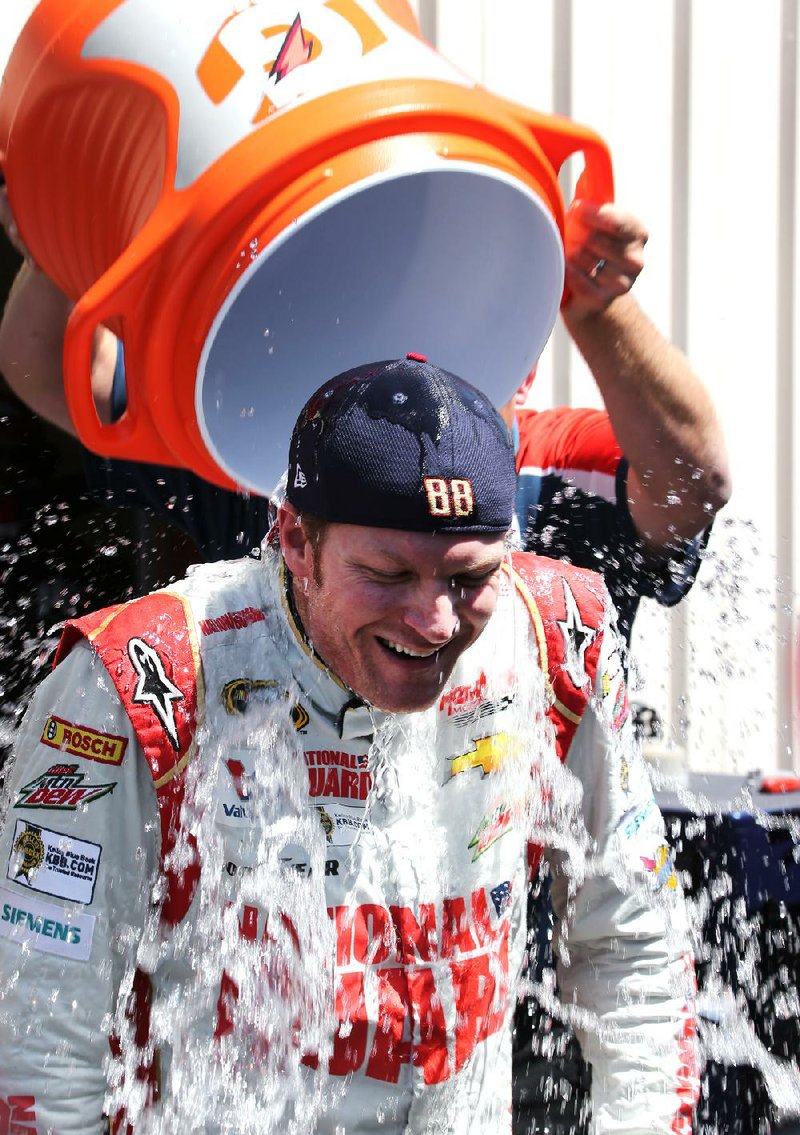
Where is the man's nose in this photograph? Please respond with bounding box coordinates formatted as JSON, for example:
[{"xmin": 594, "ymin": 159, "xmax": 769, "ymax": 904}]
[{"xmin": 403, "ymin": 585, "xmax": 460, "ymax": 643}]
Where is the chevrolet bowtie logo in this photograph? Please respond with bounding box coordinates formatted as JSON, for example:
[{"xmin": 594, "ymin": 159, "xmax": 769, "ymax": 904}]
[{"xmin": 449, "ymin": 734, "xmax": 516, "ymax": 780}]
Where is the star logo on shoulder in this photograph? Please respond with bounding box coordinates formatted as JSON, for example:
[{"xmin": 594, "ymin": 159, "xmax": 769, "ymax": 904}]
[
  {"xmin": 128, "ymin": 637, "xmax": 184, "ymax": 751},
  {"xmin": 557, "ymin": 579, "xmax": 597, "ymax": 688}
]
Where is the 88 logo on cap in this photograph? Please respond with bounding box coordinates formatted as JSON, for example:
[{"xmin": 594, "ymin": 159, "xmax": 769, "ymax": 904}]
[{"xmin": 424, "ymin": 478, "xmax": 475, "ymax": 518}]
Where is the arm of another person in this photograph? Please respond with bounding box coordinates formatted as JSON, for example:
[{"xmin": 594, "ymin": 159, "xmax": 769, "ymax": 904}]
[
  {"xmin": 0, "ymin": 186, "xmax": 116, "ymax": 432},
  {"xmin": 546, "ymin": 610, "xmax": 700, "ymax": 1133},
  {"xmin": 0, "ymin": 642, "xmax": 159, "ymax": 1134},
  {"xmin": 561, "ymin": 201, "xmax": 731, "ymax": 551}
]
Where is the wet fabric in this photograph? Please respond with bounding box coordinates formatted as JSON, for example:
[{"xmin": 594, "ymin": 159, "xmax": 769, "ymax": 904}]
[{"xmin": 0, "ymin": 546, "xmax": 697, "ymax": 1133}]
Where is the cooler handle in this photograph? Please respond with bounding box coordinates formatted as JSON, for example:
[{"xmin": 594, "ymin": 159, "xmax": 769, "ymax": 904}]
[
  {"xmin": 513, "ymin": 110, "xmax": 615, "ymax": 213},
  {"xmin": 509, "ymin": 109, "xmax": 614, "ymax": 307},
  {"xmin": 65, "ymin": 249, "xmax": 177, "ymax": 465}
]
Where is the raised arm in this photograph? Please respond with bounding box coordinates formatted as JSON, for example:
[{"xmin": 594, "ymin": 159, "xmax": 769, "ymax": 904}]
[
  {"xmin": 561, "ymin": 201, "xmax": 731, "ymax": 551},
  {"xmin": 0, "ymin": 186, "xmax": 116, "ymax": 432}
]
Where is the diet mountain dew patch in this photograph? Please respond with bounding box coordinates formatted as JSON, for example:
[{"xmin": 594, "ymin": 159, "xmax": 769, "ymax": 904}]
[
  {"xmin": 0, "ymin": 886, "xmax": 95, "ymax": 962},
  {"xmin": 13, "ymin": 764, "xmax": 116, "ymax": 811}
]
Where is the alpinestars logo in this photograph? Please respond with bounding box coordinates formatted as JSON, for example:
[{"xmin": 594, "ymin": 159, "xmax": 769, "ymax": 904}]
[
  {"xmin": 128, "ymin": 638, "xmax": 184, "ymax": 751},
  {"xmin": 557, "ymin": 579, "xmax": 597, "ymax": 687}
]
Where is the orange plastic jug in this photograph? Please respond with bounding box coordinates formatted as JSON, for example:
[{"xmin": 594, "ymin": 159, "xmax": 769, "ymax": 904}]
[{"xmin": 0, "ymin": 0, "xmax": 613, "ymax": 496}]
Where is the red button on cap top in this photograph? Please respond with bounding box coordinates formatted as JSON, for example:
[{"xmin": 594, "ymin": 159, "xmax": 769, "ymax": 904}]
[{"xmin": 406, "ymin": 352, "xmax": 428, "ymax": 363}]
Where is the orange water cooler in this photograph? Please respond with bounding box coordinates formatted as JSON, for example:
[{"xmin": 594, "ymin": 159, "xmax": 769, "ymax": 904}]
[{"xmin": 0, "ymin": 0, "xmax": 613, "ymax": 495}]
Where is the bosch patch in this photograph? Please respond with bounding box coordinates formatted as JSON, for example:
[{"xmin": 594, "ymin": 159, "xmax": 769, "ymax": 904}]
[{"xmin": 40, "ymin": 714, "xmax": 127, "ymax": 766}]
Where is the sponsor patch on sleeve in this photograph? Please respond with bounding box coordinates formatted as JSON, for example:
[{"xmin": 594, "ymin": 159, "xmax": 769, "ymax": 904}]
[
  {"xmin": 40, "ymin": 714, "xmax": 127, "ymax": 766},
  {"xmin": 7, "ymin": 820, "xmax": 101, "ymax": 904},
  {"xmin": 14, "ymin": 764, "xmax": 116, "ymax": 811},
  {"xmin": 0, "ymin": 886, "xmax": 95, "ymax": 962},
  {"xmin": 640, "ymin": 844, "xmax": 678, "ymax": 891}
]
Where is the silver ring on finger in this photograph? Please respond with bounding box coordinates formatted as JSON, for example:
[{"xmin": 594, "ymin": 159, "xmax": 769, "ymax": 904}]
[{"xmin": 589, "ymin": 257, "xmax": 607, "ymax": 279}]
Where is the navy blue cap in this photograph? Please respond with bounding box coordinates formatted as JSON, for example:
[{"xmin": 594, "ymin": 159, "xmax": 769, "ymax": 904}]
[{"xmin": 286, "ymin": 356, "xmax": 516, "ymax": 533}]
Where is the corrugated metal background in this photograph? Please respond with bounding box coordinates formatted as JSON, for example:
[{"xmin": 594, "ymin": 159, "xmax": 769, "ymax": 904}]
[{"xmin": 411, "ymin": 0, "xmax": 799, "ymax": 775}]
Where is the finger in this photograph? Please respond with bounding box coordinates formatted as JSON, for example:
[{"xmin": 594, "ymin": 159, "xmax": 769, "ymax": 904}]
[
  {"xmin": 567, "ymin": 236, "xmax": 645, "ymax": 285},
  {"xmin": 568, "ymin": 257, "xmax": 634, "ymax": 296},
  {"xmin": 564, "ymin": 260, "xmax": 632, "ymax": 306},
  {"xmin": 568, "ymin": 200, "xmax": 649, "ymax": 246}
]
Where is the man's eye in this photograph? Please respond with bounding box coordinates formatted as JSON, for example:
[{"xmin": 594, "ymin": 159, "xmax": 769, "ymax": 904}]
[
  {"xmin": 367, "ymin": 570, "xmax": 410, "ymax": 584},
  {"xmin": 452, "ymin": 569, "xmax": 497, "ymax": 589}
]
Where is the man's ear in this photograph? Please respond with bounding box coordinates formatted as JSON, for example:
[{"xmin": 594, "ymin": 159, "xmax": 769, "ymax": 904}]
[{"xmin": 278, "ymin": 501, "xmax": 313, "ymax": 578}]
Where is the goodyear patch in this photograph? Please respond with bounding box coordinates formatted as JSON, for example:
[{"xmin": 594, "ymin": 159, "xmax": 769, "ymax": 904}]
[{"xmin": 40, "ymin": 714, "xmax": 127, "ymax": 766}]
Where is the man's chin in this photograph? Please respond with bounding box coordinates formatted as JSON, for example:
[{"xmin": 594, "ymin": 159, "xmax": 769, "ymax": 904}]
[
  {"xmin": 367, "ymin": 663, "xmax": 457, "ymax": 714},
  {"xmin": 372, "ymin": 691, "xmax": 442, "ymax": 714}
]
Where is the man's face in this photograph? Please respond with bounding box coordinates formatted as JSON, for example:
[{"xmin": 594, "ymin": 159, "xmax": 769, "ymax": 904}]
[{"xmin": 281, "ymin": 510, "xmax": 506, "ymax": 713}]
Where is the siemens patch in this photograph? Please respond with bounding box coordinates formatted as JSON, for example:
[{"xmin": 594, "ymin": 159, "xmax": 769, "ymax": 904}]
[
  {"xmin": 41, "ymin": 714, "xmax": 127, "ymax": 766},
  {"xmin": 8, "ymin": 820, "xmax": 101, "ymax": 904},
  {"xmin": 0, "ymin": 886, "xmax": 95, "ymax": 962}
]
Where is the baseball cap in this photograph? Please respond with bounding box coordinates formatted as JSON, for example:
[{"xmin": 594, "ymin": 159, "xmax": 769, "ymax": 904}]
[{"xmin": 286, "ymin": 355, "xmax": 516, "ymax": 533}]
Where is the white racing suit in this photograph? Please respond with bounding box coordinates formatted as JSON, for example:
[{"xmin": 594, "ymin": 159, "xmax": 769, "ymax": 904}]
[{"xmin": 0, "ymin": 547, "xmax": 698, "ymax": 1134}]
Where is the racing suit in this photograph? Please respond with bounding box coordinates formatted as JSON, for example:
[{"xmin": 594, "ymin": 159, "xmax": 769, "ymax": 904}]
[{"xmin": 0, "ymin": 546, "xmax": 697, "ymax": 1134}]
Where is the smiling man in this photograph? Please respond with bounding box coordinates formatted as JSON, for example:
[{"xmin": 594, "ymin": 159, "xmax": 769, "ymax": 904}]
[{"xmin": 0, "ymin": 357, "xmax": 698, "ymax": 1134}]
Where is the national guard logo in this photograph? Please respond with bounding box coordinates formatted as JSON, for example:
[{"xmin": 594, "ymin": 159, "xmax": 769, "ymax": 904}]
[{"xmin": 11, "ymin": 825, "xmax": 45, "ymax": 882}]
